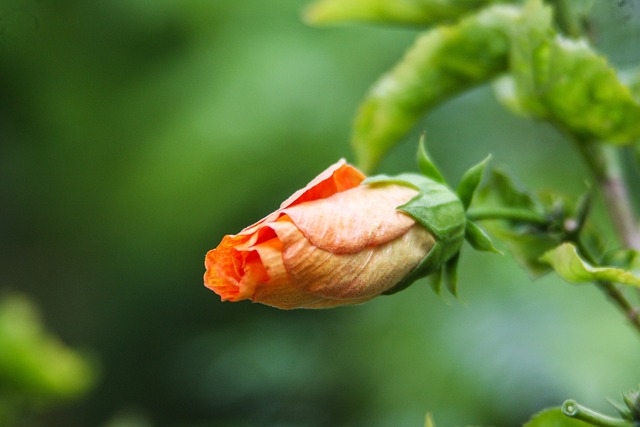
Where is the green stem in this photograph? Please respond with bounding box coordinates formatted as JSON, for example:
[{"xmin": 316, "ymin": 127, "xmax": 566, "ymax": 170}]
[
  {"xmin": 570, "ymin": 139, "xmax": 640, "ymax": 333},
  {"xmin": 573, "ymin": 238, "xmax": 640, "ymax": 334},
  {"xmin": 466, "ymin": 207, "xmax": 548, "ymax": 225},
  {"xmin": 575, "ymin": 143, "xmax": 640, "ymax": 251},
  {"xmin": 562, "ymin": 400, "xmax": 632, "ymax": 427}
]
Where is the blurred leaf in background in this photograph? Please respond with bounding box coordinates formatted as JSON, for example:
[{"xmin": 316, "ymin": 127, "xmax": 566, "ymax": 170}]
[
  {"xmin": 1, "ymin": 0, "xmax": 640, "ymax": 426},
  {"xmin": 0, "ymin": 293, "xmax": 95, "ymax": 425}
]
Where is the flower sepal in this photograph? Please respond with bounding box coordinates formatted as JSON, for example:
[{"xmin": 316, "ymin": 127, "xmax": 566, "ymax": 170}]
[
  {"xmin": 365, "ymin": 170, "xmax": 466, "ymax": 295},
  {"xmin": 366, "ymin": 139, "xmax": 499, "ymax": 296}
]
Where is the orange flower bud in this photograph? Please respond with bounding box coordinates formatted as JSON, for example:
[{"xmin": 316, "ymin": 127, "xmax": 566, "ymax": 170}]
[{"xmin": 204, "ymin": 160, "xmax": 435, "ymax": 309}]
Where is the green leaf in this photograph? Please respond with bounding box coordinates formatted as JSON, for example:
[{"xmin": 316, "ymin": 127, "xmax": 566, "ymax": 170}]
[
  {"xmin": 417, "ymin": 135, "xmax": 446, "ymax": 183},
  {"xmin": 456, "ymin": 155, "xmax": 491, "ymax": 209},
  {"xmin": 523, "ymin": 407, "xmax": 591, "ymax": 427},
  {"xmin": 505, "ymin": 0, "xmax": 640, "ymax": 144},
  {"xmin": 601, "ymin": 249, "xmax": 640, "ymax": 275},
  {"xmin": 351, "ymin": 4, "xmax": 521, "ymax": 171},
  {"xmin": 541, "ymin": 243, "xmax": 640, "ymax": 287},
  {"xmin": 0, "ymin": 294, "xmax": 96, "ymax": 400},
  {"xmin": 473, "ymin": 169, "xmax": 563, "ymax": 277},
  {"xmin": 304, "ymin": 0, "xmax": 507, "ymax": 27},
  {"xmin": 504, "ymin": 0, "xmax": 554, "ymax": 117},
  {"xmin": 475, "ymin": 169, "xmax": 540, "ymax": 212},
  {"xmin": 465, "ymin": 220, "xmax": 501, "ymax": 253}
]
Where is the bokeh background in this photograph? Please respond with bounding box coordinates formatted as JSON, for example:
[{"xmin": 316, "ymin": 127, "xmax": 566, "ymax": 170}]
[{"xmin": 2, "ymin": 1, "xmax": 640, "ymax": 426}]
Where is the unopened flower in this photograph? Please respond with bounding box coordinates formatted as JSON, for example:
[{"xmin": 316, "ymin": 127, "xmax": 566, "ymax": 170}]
[{"xmin": 203, "ymin": 160, "xmax": 437, "ymax": 309}]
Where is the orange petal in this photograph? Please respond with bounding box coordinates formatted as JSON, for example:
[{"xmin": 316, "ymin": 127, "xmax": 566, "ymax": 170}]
[
  {"xmin": 279, "ymin": 159, "xmax": 366, "ymax": 209},
  {"xmin": 268, "ymin": 217, "xmax": 435, "ymax": 307},
  {"xmin": 237, "ymin": 160, "xmax": 365, "ymax": 237},
  {"xmin": 204, "ymin": 232, "xmax": 274, "ymax": 303},
  {"xmin": 283, "ymin": 183, "xmax": 418, "ymax": 254}
]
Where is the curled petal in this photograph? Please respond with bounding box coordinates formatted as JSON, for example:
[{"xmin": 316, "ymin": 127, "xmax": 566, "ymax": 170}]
[{"xmin": 283, "ymin": 183, "xmax": 418, "ymax": 253}]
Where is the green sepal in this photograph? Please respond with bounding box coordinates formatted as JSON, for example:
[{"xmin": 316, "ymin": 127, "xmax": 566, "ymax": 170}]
[
  {"xmin": 541, "ymin": 243, "xmax": 640, "ymax": 288},
  {"xmin": 366, "ymin": 173, "xmax": 466, "ymax": 295},
  {"xmin": 365, "ymin": 173, "xmax": 466, "ymax": 241},
  {"xmin": 465, "ymin": 220, "xmax": 501, "ymax": 254},
  {"xmin": 428, "ymin": 266, "xmax": 443, "ymax": 295},
  {"xmin": 417, "ymin": 135, "xmax": 446, "ymax": 184},
  {"xmin": 444, "ymin": 252, "xmax": 460, "ymax": 296},
  {"xmin": 457, "ymin": 154, "xmax": 491, "ymax": 209}
]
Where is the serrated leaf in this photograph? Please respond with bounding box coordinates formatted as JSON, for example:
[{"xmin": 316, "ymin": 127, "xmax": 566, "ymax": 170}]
[
  {"xmin": 541, "ymin": 243, "xmax": 640, "ymax": 287},
  {"xmin": 417, "ymin": 135, "xmax": 446, "ymax": 183},
  {"xmin": 541, "ymin": 37, "xmax": 640, "ymax": 143},
  {"xmin": 351, "ymin": 5, "xmax": 521, "ymax": 171},
  {"xmin": 457, "ymin": 155, "xmax": 491, "ymax": 209},
  {"xmin": 465, "ymin": 220, "xmax": 501, "ymax": 253},
  {"xmin": 506, "ymin": 0, "xmax": 640, "ymax": 144},
  {"xmin": 523, "ymin": 407, "xmax": 591, "ymax": 427},
  {"xmin": 304, "ymin": 0, "xmax": 506, "ymax": 27},
  {"xmin": 506, "ymin": 0, "xmax": 554, "ymax": 117}
]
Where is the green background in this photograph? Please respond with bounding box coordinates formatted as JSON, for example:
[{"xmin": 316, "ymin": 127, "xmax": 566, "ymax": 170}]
[{"xmin": 1, "ymin": 0, "xmax": 640, "ymax": 426}]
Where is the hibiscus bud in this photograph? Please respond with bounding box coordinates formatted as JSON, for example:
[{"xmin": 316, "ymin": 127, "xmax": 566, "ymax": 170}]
[{"xmin": 203, "ymin": 159, "xmax": 445, "ymax": 309}]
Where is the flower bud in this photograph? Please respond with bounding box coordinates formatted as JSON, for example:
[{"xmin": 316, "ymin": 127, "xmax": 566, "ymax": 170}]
[{"xmin": 203, "ymin": 160, "xmax": 437, "ymax": 309}]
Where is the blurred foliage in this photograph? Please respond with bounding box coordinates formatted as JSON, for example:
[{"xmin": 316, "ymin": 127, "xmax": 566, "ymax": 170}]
[
  {"xmin": 1, "ymin": 0, "xmax": 640, "ymax": 426},
  {"xmin": 0, "ymin": 294, "xmax": 95, "ymax": 425},
  {"xmin": 304, "ymin": 0, "xmax": 510, "ymax": 26}
]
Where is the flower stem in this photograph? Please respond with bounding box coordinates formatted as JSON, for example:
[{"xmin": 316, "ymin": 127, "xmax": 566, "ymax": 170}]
[
  {"xmin": 562, "ymin": 400, "xmax": 633, "ymax": 427},
  {"xmin": 466, "ymin": 207, "xmax": 548, "ymax": 225},
  {"xmin": 570, "ymin": 140, "xmax": 640, "ymax": 333},
  {"xmin": 572, "ymin": 238, "xmax": 640, "ymax": 334},
  {"xmin": 576, "ymin": 143, "xmax": 640, "ymax": 251}
]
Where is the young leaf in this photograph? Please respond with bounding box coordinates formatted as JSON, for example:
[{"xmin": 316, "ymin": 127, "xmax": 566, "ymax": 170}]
[
  {"xmin": 304, "ymin": 0, "xmax": 507, "ymax": 27},
  {"xmin": 541, "ymin": 243, "xmax": 640, "ymax": 287},
  {"xmin": 475, "ymin": 169, "xmax": 539, "ymax": 212},
  {"xmin": 456, "ymin": 155, "xmax": 491, "ymax": 209},
  {"xmin": 351, "ymin": 4, "xmax": 521, "ymax": 171},
  {"xmin": 491, "ymin": 228, "xmax": 560, "ymax": 277}
]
